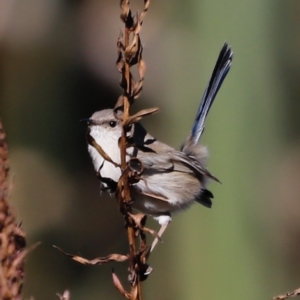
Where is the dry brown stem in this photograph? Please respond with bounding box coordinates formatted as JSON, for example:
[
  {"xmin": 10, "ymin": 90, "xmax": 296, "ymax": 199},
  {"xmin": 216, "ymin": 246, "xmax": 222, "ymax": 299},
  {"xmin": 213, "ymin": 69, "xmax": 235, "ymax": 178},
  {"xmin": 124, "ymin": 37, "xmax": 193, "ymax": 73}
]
[
  {"xmin": 274, "ymin": 287, "xmax": 300, "ymax": 300},
  {"xmin": 53, "ymin": 246, "xmax": 128, "ymax": 265},
  {"xmin": 55, "ymin": 1, "xmax": 156, "ymax": 299},
  {"xmin": 0, "ymin": 121, "xmax": 27, "ymax": 300},
  {"xmin": 114, "ymin": 1, "xmax": 152, "ymax": 299}
]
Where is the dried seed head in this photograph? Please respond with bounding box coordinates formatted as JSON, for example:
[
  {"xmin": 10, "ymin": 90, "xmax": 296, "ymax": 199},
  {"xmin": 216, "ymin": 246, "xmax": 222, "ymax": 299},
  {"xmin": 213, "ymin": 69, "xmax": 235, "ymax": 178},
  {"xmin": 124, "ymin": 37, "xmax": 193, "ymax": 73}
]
[
  {"xmin": 117, "ymin": 0, "xmax": 149, "ymax": 105},
  {"xmin": 0, "ymin": 121, "xmax": 27, "ymax": 300}
]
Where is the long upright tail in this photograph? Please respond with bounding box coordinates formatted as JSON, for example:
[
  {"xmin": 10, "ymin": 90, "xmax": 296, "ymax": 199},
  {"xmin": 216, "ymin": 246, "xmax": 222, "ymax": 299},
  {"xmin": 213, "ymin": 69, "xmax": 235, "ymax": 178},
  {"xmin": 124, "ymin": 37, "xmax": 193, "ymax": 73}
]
[{"xmin": 188, "ymin": 42, "xmax": 233, "ymax": 145}]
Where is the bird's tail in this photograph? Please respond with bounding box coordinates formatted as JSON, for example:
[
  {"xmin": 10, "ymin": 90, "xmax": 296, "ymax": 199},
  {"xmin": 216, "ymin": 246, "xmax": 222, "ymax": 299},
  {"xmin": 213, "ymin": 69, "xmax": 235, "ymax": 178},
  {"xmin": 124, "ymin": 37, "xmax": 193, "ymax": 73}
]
[{"xmin": 183, "ymin": 42, "xmax": 233, "ymax": 149}]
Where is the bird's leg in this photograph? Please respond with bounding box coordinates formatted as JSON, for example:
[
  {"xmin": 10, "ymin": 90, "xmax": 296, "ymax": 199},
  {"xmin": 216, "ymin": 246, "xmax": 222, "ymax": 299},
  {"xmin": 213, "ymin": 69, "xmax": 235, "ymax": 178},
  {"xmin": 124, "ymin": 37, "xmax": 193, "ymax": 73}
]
[{"xmin": 150, "ymin": 221, "xmax": 170, "ymax": 252}]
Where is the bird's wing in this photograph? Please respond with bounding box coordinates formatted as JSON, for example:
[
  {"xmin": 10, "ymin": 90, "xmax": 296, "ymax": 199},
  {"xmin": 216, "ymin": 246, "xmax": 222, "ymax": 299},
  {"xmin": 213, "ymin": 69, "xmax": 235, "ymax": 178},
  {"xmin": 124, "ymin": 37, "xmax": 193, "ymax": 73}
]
[
  {"xmin": 139, "ymin": 190, "xmax": 169, "ymax": 202},
  {"xmin": 169, "ymin": 150, "xmax": 219, "ymax": 182},
  {"xmin": 136, "ymin": 143, "xmax": 218, "ymax": 182},
  {"xmin": 128, "ymin": 121, "xmax": 218, "ymax": 181}
]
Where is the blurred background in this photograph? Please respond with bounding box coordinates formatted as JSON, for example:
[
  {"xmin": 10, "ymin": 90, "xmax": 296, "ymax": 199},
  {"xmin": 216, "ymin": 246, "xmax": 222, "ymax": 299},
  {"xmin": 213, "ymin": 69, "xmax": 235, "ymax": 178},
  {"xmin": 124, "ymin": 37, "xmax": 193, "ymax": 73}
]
[{"xmin": 0, "ymin": 0, "xmax": 300, "ymax": 299}]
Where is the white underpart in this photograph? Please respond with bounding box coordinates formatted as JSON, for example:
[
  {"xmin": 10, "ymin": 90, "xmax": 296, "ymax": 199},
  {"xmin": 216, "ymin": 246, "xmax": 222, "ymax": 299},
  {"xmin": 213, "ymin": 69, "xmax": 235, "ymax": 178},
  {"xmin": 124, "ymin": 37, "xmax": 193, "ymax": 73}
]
[
  {"xmin": 154, "ymin": 215, "xmax": 172, "ymax": 225},
  {"xmin": 88, "ymin": 126, "xmax": 122, "ymax": 182}
]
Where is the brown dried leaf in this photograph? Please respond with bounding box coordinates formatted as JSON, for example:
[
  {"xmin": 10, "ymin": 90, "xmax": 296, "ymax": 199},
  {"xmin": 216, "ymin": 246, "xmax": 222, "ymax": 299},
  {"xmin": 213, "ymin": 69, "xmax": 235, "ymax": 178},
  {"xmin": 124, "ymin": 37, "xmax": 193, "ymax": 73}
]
[
  {"xmin": 53, "ymin": 246, "xmax": 128, "ymax": 265},
  {"xmin": 133, "ymin": 89, "xmax": 142, "ymax": 100},
  {"xmin": 119, "ymin": 71, "xmax": 128, "ymax": 91},
  {"xmin": 124, "ymin": 33, "xmax": 142, "ymax": 67},
  {"xmin": 132, "ymin": 80, "xmax": 143, "ymax": 99},
  {"xmin": 138, "ymin": 59, "xmax": 146, "ymax": 79},
  {"xmin": 139, "ymin": 225, "xmax": 161, "ymax": 242},
  {"xmin": 132, "ymin": 12, "xmax": 141, "ymax": 34},
  {"xmin": 139, "ymin": 246, "xmax": 151, "ymax": 265},
  {"xmin": 128, "ymin": 212, "xmax": 146, "ymax": 227},
  {"xmin": 117, "ymin": 30, "xmax": 124, "ymax": 49},
  {"xmin": 119, "ymin": 0, "xmax": 132, "ymax": 26},
  {"xmin": 116, "ymin": 31, "xmax": 125, "ymax": 72},
  {"xmin": 133, "ymin": 36, "xmax": 142, "ymax": 67},
  {"xmin": 124, "ymin": 107, "xmax": 159, "ymax": 126},
  {"xmin": 114, "ymin": 96, "xmax": 125, "ymax": 114},
  {"xmin": 87, "ymin": 134, "xmax": 120, "ymax": 168},
  {"xmin": 144, "ymin": 0, "xmax": 150, "ymax": 10},
  {"xmin": 112, "ymin": 269, "xmax": 131, "ymax": 299},
  {"xmin": 120, "ymin": 9, "xmax": 134, "ymax": 29},
  {"xmin": 129, "ymin": 75, "xmax": 136, "ymax": 95},
  {"xmin": 138, "ymin": 0, "xmax": 150, "ymax": 26},
  {"xmin": 124, "ymin": 36, "xmax": 139, "ymax": 64},
  {"xmin": 116, "ymin": 54, "xmax": 125, "ymax": 73},
  {"xmin": 128, "ymin": 213, "xmax": 161, "ymax": 241}
]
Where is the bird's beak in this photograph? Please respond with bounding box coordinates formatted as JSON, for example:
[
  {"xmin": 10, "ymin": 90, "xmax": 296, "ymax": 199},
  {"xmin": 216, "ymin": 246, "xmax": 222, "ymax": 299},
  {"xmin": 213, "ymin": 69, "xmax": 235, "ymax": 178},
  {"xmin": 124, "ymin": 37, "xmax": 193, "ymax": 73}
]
[{"xmin": 80, "ymin": 118, "xmax": 93, "ymax": 125}]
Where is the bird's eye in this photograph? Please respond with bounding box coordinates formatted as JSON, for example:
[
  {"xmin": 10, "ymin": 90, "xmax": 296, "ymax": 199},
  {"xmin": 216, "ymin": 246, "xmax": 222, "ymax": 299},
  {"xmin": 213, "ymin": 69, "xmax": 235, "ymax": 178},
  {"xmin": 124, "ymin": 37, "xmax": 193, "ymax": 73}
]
[{"xmin": 109, "ymin": 121, "xmax": 117, "ymax": 128}]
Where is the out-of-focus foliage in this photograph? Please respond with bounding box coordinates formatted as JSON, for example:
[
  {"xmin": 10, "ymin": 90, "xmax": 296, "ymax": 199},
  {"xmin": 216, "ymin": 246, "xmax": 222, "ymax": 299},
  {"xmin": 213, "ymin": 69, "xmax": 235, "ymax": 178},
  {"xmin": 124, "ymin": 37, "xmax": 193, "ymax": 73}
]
[{"xmin": 0, "ymin": 0, "xmax": 300, "ymax": 299}]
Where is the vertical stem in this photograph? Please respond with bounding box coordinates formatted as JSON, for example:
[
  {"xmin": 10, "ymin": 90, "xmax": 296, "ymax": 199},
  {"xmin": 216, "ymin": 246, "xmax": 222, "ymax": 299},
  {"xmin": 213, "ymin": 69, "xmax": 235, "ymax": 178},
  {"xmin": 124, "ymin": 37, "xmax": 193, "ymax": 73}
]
[
  {"xmin": 120, "ymin": 97, "xmax": 129, "ymax": 170},
  {"xmin": 137, "ymin": 279, "xmax": 143, "ymax": 300},
  {"xmin": 120, "ymin": 12, "xmax": 142, "ymax": 300}
]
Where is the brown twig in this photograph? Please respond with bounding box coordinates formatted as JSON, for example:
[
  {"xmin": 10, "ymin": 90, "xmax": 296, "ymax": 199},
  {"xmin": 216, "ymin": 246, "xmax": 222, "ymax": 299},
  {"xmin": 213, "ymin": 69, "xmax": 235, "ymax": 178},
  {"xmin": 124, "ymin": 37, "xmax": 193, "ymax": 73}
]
[
  {"xmin": 114, "ymin": 1, "xmax": 151, "ymax": 299},
  {"xmin": 53, "ymin": 246, "xmax": 128, "ymax": 265},
  {"xmin": 55, "ymin": 1, "xmax": 155, "ymax": 298},
  {"xmin": 274, "ymin": 287, "xmax": 300, "ymax": 300}
]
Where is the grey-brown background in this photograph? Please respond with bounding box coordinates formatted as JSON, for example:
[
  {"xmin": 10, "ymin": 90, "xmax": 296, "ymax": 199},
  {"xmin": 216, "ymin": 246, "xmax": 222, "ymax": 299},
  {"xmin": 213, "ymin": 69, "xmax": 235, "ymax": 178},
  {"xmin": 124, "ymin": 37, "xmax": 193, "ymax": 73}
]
[{"xmin": 1, "ymin": 0, "xmax": 300, "ymax": 299}]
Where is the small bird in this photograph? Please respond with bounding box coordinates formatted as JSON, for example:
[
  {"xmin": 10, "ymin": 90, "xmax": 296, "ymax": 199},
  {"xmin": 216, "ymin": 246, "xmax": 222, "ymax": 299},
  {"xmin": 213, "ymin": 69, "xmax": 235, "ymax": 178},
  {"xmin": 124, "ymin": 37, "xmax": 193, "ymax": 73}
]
[{"xmin": 84, "ymin": 43, "xmax": 233, "ymax": 251}]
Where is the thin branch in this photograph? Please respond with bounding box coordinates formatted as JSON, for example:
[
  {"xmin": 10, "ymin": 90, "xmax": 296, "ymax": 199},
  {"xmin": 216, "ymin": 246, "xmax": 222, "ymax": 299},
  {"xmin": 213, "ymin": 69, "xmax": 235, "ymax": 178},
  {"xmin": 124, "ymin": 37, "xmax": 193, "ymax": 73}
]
[
  {"xmin": 274, "ymin": 287, "xmax": 300, "ymax": 300},
  {"xmin": 115, "ymin": 1, "xmax": 151, "ymax": 299}
]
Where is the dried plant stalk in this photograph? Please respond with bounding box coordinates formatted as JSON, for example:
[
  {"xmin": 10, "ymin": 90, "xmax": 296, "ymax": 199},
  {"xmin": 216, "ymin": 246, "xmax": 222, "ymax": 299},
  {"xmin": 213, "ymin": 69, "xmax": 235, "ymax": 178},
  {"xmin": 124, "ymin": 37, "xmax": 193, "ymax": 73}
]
[
  {"xmin": 56, "ymin": 1, "xmax": 158, "ymax": 298},
  {"xmin": 114, "ymin": 1, "xmax": 150, "ymax": 299},
  {"xmin": 53, "ymin": 246, "xmax": 128, "ymax": 265},
  {"xmin": 0, "ymin": 121, "xmax": 27, "ymax": 300},
  {"xmin": 274, "ymin": 287, "xmax": 300, "ymax": 300}
]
